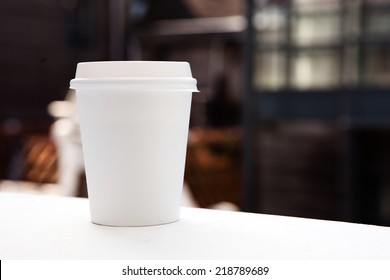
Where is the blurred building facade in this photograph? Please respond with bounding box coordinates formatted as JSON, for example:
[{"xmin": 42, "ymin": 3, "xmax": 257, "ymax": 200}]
[{"xmin": 247, "ymin": 0, "xmax": 390, "ymax": 226}]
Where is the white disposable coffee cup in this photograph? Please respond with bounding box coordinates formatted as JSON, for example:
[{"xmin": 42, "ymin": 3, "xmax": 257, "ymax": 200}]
[{"xmin": 70, "ymin": 61, "xmax": 198, "ymax": 226}]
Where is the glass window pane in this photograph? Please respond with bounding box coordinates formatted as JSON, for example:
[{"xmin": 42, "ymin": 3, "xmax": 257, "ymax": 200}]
[
  {"xmin": 292, "ymin": 13, "xmax": 342, "ymax": 46},
  {"xmin": 363, "ymin": 9, "xmax": 390, "ymax": 37},
  {"xmin": 253, "ymin": 5, "xmax": 287, "ymax": 46},
  {"xmin": 291, "ymin": 50, "xmax": 340, "ymax": 89},
  {"xmin": 363, "ymin": 47, "xmax": 390, "ymax": 87},
  {"xmin": 254, "ymin": 51, "xmax": 286, "ymax": 90},
  {"xmin": 293, "ymin": 0, "xmax": 341, "ymax": 12}
]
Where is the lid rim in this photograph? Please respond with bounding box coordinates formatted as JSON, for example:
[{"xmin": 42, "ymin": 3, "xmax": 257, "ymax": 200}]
[
  {"xmin": 70, "ymin": 77, "xmax": 199, "ymax": 92},
  {"xmin": 71, "ymin": 77, "xmax": 197, "ymax": 81}
]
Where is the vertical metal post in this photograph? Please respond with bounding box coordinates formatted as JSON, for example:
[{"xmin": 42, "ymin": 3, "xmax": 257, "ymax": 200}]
[
  {"xmin": 242, "ymin": 0, "xmax": 258, "ymax": 212},
  {"xmin": 109, "ymin": 0, "xmax": 128, "ymax": 60}
]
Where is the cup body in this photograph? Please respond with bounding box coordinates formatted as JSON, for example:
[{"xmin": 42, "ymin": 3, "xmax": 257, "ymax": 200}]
[{"xmin": 70, "ymin": 61, "xmax": 197, "ymax": 226}]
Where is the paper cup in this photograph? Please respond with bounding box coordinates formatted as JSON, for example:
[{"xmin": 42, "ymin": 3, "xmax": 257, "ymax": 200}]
[{"xmin": 70, "ymin": 61, "xmax": 198, "ymax": 226}]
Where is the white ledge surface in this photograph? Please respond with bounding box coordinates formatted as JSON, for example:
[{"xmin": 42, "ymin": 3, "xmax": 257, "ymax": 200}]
[{"xmin": 1, "ymin": 192, "xmax": 390, "ymax": 260}]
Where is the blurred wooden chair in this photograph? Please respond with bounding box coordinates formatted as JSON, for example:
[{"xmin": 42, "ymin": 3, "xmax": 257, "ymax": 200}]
[
  {"xmin": 184, "ymin": 128, "xmax": 243, "ymax": 209},
  {"xmin": 22, "ymin": 135, "xmax": 58, "ymax": 184},
  {"xmin": 20, "ymin": 129, "xmax": 244, "ymax": 206},
  {"xmin": 21, "ymin": 134, "xmax": 88, "ymax": 197}
]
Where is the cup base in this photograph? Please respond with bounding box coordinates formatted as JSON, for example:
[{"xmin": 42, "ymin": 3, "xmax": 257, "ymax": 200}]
[{"xmin": 90, "ymin": 218, "xmax": 180, "ymax": 227}]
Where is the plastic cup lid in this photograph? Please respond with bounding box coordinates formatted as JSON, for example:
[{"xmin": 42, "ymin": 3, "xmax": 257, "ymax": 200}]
[{"xmin": 70, "ymin": 61, "xmax": 198, "ymax": 92}]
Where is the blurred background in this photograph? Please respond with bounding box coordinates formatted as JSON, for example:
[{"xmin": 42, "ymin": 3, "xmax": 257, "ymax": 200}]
[{"xmin": 1, "ymin": 0, "xmax": 390, "ymax": 226}]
